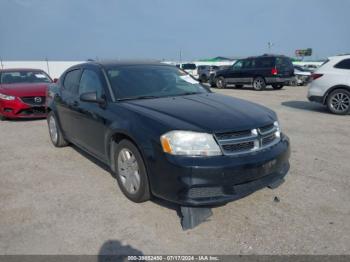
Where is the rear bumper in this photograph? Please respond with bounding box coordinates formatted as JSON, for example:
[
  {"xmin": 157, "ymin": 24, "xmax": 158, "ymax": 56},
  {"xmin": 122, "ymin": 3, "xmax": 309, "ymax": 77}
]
[
  {"xmin": 265, "ymin": 77, "xmax": 293, "ymax": 84},
  {"xmin": 149, "ymin": 134, "xmax": 291, "ymax": 206},
  {"xmin": 0, "ymin": 98, "xmax": 47, "ymax": 119}
]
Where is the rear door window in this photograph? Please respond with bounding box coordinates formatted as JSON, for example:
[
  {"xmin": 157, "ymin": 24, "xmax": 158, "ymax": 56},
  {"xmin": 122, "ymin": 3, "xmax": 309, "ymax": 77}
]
[{"xmin": 334, "ymin": 59, "xmax": 350, "ymax": 70}]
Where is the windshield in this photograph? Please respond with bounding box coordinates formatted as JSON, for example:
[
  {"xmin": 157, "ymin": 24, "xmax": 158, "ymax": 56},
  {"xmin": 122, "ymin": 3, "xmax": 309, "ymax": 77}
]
[
  {"xmin": 181, "ymin": 63, "xmax": 196, "ymax": 70},
  {"xmin": 0, "ymin": 70, "xmax": 52, "ymax": 84},
  {"xmin": 106, "ymin": 65, "xmax": 209, "ymax": 100}
]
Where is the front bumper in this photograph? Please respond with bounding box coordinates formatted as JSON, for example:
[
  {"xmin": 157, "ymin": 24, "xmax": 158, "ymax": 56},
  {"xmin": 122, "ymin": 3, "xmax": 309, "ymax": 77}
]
[
  {"xmin": 0, "ymin": 98, "xmax": 47, "ymax": 119},
  {"xmin": 149, "ymin": 134, "xmax": 291, "ymax": 206},
  {"xmin": 307, "ymin": 95, "xmax": 324, "ymax": 104}
]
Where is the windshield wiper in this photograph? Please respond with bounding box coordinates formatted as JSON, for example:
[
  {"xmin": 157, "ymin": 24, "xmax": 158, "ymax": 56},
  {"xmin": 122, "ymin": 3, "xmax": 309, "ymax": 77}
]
[
  {"xmin": 181, "ymin": 92, "xmax": 201, "ymax": 96},
  {"xmin": 117, "ymin": 95, "xmax": 160, "ymax": 101}
]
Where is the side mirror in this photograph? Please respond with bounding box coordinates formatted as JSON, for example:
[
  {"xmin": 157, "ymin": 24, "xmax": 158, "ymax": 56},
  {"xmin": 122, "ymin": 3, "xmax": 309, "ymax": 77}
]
[
  {"xmin": 80, "ymin": 92, "xmax": 105, "ymax": 105},
  {"xmin": 53, "ymin": 78, "xmax": 58, "ymax": 83}
]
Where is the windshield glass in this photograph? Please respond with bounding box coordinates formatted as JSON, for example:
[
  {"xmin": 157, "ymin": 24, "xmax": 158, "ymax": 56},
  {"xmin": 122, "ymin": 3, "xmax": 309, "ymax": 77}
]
[
  {"xmin": 0, "ymin": 70, "xmax": 52, "ymax": 84},
  {"xmin": 181, "ymin": 63, "xmax": 196, "ymax": 70},
  {"xmin": 106, "ymin": 65, "xmax": 209, "ymax": 100}
]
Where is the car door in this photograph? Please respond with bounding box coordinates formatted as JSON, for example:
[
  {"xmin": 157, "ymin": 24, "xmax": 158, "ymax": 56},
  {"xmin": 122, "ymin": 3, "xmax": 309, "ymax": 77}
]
[
  {"xmin": 334, "ymin": 58, "xmax": 350, "ymax": 85},
  {"xmin": 240, "ymin": 59, "xmax": 255, "ymax": 84},
  {"xmin": 226, "ymin": 60, "xmax": 244, "ymax": 84},
  {"xmin": 55, "ymin": 68, "xmax": 81, "ymax": 139},
  {"xmin": 73, "ymin": 67, "xmax": 109, "ymax": 161}
]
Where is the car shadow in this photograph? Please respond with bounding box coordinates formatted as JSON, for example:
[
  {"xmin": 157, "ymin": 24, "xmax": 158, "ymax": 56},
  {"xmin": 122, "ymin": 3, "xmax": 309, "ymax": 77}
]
[
  {"xmin": 98, "ymin": 239, "xmax": 143, "ymax": 261},
  {"xmin": 1, "ymin": 117, "xmax": 46, "ymax": 122},
  {"xmin": 70, "ymin": 145, "xmax": 113, "ymax": 175},
  {"xmin": 281, "ymin": 100, "xmax": 329, "ymax": 113},
  {"xmin": 212, "ymin": 85, "xmax": 287, "ymax": 92}
]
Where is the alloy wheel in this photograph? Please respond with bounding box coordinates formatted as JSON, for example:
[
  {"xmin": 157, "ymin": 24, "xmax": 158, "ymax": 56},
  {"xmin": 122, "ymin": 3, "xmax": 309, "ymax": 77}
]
[
  {"xmin": 330, "ymin": 92, "xmax": 350, "ymax": 114},
  {"xmin": 253, "ymin": 79, "xmax": 265, "ymax": 90},
  {"xmin": 117, "ymin": 148, "xmax": 141, "ymax": 194},
  {"xmin": 49, "ymin": 115, "xmax": 58, "ymax": 144}
]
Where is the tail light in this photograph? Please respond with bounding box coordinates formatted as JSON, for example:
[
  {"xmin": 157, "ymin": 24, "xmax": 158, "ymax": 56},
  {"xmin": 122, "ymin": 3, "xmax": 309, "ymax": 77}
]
[
  {"xmin": 311, "ymin": 73, "xmax": 323, "ymax": 80},
  {"xmin": 271, "ymin": 68, "xmax": 278, "ymax": 75}
]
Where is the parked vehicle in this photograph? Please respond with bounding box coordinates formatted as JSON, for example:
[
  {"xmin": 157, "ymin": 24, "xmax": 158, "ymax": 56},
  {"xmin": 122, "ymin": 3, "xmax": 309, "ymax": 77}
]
[
  {"xmin": 176, "ymin": 63, "xmax": 198, "ymax": 78},
  {"xmin": 210, "ymin": 55, "xmax": 294, "ymax": 91},
  {"xmin": 294, "ymin": 65, "xmax": 312, "ymax": 86},
  {"xmin": 0, "ymin": 69, "xmax": 52, "ymax": 120},
  {"xmin": 197, "ymin": 65, "xmax": 220, "ymax": 82},
  {"xmin": 308, "ymin": 55, "xmax": 350, "ymax": 115},
  {"xmin": 47, "ymin": 61, "xmax": 290, "ymax": 206},
  {"xmin": 303, "ymin": 64, "xmax": 318, "ymax": 72}
]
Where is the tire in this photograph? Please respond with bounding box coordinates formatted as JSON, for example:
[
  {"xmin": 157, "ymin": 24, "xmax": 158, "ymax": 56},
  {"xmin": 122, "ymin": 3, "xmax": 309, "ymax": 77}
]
[
  {"xmin": 216, "ymin": 77, "xmax": 226, "ymax": 89},
  {"xmin": 0, "ymin": 115, "xmax": 6, "ymax": 121},
  {"xmin": 326, "ymin": 89, "xmax": 350, "ymax": 115},
  {"xmin": 209, "ymin": 80, "xmax": 216, "ymax": 87},
  {"xmin": 199, "ymin": 74, "xmax": 208, "ymax": 83},
  {"xmin": 272, "ymin": 84, "xmax": 284, "ymax": 90},
  {"xmin": 252, "ymin": 77, "xmax": 266, "ymax": 91},
  {"xmin": 47, "ymin": 111, "xmax": 69, "ymax": 147},
  {"xmin": 114, "ymin": 139, "xmax": 151, "ymax": 203}
]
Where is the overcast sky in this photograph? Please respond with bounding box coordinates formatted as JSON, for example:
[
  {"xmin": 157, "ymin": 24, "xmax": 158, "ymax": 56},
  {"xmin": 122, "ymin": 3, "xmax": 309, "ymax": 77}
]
[{"xmin": 0, "ymin": 0, "xmax": 349, "ymax": 61}]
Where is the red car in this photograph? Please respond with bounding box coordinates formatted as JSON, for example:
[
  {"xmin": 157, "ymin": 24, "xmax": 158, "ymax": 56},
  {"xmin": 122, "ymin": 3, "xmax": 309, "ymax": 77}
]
[{"xmin": 0, "ymin": 68, "xmax": 53, "ymax": 120}]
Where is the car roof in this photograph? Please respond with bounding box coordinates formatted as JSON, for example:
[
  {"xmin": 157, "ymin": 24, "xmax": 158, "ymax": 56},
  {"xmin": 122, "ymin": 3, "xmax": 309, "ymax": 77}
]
[
  {"xmin": 86, "ymin": 60, "xmax": 168, "ymax": 67},
  {"xmin": 328, "ymin": 54, "xmax": 350, "ymax": 61},
  {"xmin": 0, "ymin": 68, "xmax": 46, "ymax": 72},
  {"xmin": 245, "ymin": 54, "xmax": 289, "ymax": 59}
]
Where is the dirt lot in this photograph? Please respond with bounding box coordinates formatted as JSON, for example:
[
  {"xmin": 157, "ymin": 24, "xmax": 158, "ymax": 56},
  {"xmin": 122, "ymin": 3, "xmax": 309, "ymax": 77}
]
[{"xmin": 0, "ymin": 86, "xmax": 349, "ymax": 255}]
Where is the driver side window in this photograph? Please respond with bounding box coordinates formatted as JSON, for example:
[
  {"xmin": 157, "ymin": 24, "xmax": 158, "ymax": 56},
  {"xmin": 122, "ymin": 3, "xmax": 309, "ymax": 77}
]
[
  {"xmin": 79, "ymin": 69, "xmax": 103, "ymax": 97},
  {"xmin": 233, "ymin": 60, "xmax": 243, "ymax": 70}
]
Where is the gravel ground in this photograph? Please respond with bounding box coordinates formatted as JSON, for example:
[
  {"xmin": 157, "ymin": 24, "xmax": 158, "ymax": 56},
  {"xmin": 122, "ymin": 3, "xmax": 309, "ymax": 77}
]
[{"xmin": 0, "ymin": 85, "xmax": 349, "ymax": 255}]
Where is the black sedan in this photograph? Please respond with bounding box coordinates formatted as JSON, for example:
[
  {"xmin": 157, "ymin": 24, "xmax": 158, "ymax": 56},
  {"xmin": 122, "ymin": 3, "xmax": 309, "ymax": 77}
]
[{"xmin": 47, "ymin": 61, "xmax": 290, "ymax": 206}]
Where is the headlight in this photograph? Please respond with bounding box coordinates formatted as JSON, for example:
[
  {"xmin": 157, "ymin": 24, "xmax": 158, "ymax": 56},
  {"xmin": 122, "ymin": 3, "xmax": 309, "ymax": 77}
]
[
  {"xmin": 274, "ymin": 121, "xmax": 281, "ymax": 139},
  {"xmin": 160, "ymin": 131, "xmax": 222, "ymax": 156},
  {"xmin": 0, "ymin": 93, "xmax": 15, "ymax": 101}
]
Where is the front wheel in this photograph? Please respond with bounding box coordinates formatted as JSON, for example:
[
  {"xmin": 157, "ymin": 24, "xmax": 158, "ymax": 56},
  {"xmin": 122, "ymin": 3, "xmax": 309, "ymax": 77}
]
[
  {"xmin": 115, "ymin": 139, "xmax": 151, "ymax": 203},
  {"xmin": 252, "ymin": 77, "xmax": 266, "ymax": 91},
  {"xmin": 272, "ymin": 84, "xmax": 284, "ymax": 90},
  {"xmin": 0, "ymin": 115, "xmax": 6, "ymax": 121},
  {"xmin": 216, "ymin": 77, "xmax": 226, "ymax": 89},
  {"xmin": 199, "ymin": 74, "xmax": 208, "ymax": 83},
  {"xmin": 326, "ymin": 89, "xmax": 350, "ymax": 115},
  {"xmin": 47, "ymin": 111, "xmax": 69, "ymax": 147}
]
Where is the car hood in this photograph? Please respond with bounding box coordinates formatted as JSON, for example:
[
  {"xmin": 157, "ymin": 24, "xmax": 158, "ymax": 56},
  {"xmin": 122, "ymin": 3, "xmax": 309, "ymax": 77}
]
[
  {"xmin": 0, "ymin": 83, "xmax": 48, "ymax": 97},
  {"xmin": 121, "ymin": 93, "xmax": 276, "ymax": 133}
]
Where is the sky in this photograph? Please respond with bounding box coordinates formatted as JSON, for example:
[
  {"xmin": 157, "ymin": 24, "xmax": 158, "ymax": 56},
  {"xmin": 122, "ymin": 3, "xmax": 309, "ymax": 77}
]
[{"xmin": 0, "ymin": 0, "xmax": 349, "ymax": 61}]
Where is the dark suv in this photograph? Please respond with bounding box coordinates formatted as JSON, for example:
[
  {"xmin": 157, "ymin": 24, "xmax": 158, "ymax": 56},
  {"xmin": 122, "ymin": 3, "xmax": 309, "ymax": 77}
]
[
  {"xmin": 210, "ymin": 55, "xmax": 294, "ymax": 90},
  {"xmin": 47, "ymin": 61, "xmax": 290, "ymax": 206}
]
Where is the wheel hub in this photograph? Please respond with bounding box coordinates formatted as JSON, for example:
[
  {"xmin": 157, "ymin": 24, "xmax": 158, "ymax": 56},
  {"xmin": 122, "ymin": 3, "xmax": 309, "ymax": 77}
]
[
  {"xmin": 117, "ymin": 149, "xmax": 141, "ymax": 194},
  {"xmin": 331, "ymin": 93, "xmax": 350, "ymax": 113},
  {"xmin": 49, "ymin": 116, "xmax": 58, "ymax": 144}
]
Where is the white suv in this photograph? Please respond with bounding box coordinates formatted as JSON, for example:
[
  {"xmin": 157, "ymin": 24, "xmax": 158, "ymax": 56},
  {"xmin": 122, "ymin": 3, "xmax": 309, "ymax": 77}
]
[{"xmin": 307, "ymin": 55, "xmax": 350, "ymax": 115}]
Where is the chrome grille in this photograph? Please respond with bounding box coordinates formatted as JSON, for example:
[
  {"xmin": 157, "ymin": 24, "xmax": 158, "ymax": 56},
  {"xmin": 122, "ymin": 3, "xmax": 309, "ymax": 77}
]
[
  {"xmin": 215, "ymin": 123, "xmax": 280, "ymax": 156},
  {"xmin": 222, "ymin": 141, "xmax": 255, "ymax": 152}
]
